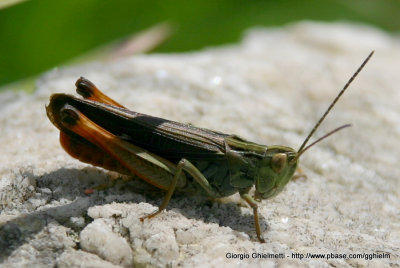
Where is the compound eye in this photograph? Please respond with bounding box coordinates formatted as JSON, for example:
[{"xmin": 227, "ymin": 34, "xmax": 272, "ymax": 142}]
[{"xmin": 271, "ymin": 153, "xmax": 287, "ymax": 173}]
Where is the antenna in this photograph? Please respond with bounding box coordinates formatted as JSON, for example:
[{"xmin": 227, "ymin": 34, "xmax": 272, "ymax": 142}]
[
  {"xmin": 291, "ymin": 124, "xmax": 351, "ymax": 163},
  {"xmin": 296, "ymin": 50, "xmax": 374, "ymax": 154}
]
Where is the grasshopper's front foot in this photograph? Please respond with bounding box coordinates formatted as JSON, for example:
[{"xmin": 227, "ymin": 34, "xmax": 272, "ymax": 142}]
[
  {"xmin": 241, "ymin": 193, "xmax": 266, "ymax": 243},
  {"xmin": 293, "ymin": 167, "xmax": 307, "ymax": 181},
  {"xmin": 255, "ymin": 221, "xmax": 266, "ymax": 243},
  {"xmin": 139, "ymin": 209, "xmax": 164, "ymax": 222}
]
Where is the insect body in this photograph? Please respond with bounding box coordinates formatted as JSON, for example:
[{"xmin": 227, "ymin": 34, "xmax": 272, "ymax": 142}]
[{"xmin": 46, "ymin": 51, "xmax": 373, "ymax": 242}]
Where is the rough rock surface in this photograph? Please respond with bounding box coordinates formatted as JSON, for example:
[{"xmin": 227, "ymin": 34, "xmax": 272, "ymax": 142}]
[{"xmin": 0, "ymin": 22, "xmax": 399, "ymax": 267}]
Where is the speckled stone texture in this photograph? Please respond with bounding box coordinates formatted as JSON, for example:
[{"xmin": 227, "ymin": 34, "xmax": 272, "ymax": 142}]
[{"xmin": 0, "ymin": 22, "xmax": 399, "ymax": 267}]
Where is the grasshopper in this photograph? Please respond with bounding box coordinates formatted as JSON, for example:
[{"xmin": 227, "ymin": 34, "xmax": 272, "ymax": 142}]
[{"xmin": 46, "ymin": 51, "xmax": 373, "ymax": 242}]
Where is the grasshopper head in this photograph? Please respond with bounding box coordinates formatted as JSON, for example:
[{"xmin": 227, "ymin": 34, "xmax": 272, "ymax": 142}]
[
  {"xmin": 254, "ymin": 51, "xmax": 374, "ymax": 200},
  {"xmin": 254, "ymin": 124, "xmax": 351, "ymax": 200},
  {"xmin": 254, "ymin": 146, "xmax": 298, "ymax": 200}
]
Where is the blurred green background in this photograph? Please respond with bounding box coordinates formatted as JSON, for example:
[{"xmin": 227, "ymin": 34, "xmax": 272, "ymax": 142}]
[{"xmin": 1, "ymin": 0, "xmax": 400, "ymax": 90}]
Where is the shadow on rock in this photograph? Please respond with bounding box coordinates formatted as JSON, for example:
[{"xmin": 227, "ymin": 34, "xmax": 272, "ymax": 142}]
[{"xmin": 0, "ymin": 167, "xmax": 268, "ymax": 261}]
